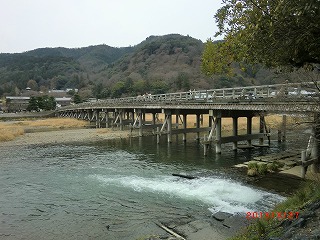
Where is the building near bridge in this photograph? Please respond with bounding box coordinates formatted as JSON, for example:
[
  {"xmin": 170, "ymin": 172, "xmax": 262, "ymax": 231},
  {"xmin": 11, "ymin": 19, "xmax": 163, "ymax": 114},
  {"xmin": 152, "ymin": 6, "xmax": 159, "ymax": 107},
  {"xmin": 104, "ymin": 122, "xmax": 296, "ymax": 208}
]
[{"xmin": 4, "ymin": 96, "xmax": 72, "ymax": 112}]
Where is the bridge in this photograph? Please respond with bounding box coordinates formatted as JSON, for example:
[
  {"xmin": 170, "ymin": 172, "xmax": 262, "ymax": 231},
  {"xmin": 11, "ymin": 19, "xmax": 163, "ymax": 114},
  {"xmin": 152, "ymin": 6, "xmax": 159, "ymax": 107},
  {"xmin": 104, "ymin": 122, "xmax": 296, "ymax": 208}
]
[{"xmin": 56, "ymin": 81, "xmax": 320, "ymax": 173}]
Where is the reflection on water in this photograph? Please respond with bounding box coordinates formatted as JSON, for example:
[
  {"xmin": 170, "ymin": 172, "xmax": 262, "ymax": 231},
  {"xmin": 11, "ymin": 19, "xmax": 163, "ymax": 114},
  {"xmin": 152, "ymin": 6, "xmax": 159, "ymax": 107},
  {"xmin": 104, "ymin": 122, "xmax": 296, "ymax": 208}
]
[{"xmin": 0, "ymin": 131, "xmax": 307, "ymax": 239}]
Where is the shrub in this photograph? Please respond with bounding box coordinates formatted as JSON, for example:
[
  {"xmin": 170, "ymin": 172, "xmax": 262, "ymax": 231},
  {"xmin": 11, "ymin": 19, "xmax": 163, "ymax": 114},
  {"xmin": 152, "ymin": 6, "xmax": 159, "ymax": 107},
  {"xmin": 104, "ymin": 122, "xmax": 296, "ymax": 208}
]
[
  {"xmin": 247, "ymin": 162, "xmax": 259, "ymax": 177},
  {"xmin": 267, "ymin": 162, "xmax": 279, "ymax": 172},
  {"xmin": 248, "ymin": 162, "xmax": 258, "ymax": 170},
  {"xmin": 258, "ymin": 164, "xmax": 268, "ymax": 175}
]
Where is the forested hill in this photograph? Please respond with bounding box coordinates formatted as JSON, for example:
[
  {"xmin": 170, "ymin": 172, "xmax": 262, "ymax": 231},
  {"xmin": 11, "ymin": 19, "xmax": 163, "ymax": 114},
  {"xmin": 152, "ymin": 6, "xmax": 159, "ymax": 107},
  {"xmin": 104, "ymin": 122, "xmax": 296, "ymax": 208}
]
[{"xmin": 0, "ymin": 34, "xmax": 277, "ymax": 99}]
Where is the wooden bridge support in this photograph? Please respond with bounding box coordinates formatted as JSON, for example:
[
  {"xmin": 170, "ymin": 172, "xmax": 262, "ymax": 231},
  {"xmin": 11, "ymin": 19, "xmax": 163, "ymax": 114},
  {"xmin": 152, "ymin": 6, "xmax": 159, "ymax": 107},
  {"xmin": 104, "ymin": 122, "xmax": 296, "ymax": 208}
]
[
  {"xmin": 105, "ymin": 111, "xmax": 109, "ymax": 128},
  {"xmin": 278, "ymin": 114, "xmax": 287, "ymax": 142},
  {"xmin": 282, "ymin": 115, "xmax": 287, "ymax": 142},
  {"xmin": 232, "ymin": 117, "xmax": 238, "ymax": 150},
  {"xmin": 139, "ymin": 112, "xmax": 143, "ymax": 136},
  {"xmin": 247, "ymin": 116, "xmax": 252, "ymax": 146},
  {"xmin": 196, "ymin": 114, "xmax": 201, "ymax": 140},
  {"xmin": 58, "ymin": 107, "xmax": 270, "ymax": 154},
  {"xmin": 95, "ymin": 110, "xmax": 100, "ymax": 128},
  {"xmin": 259, "ymin": 114, "xmax": 265, "ymax": 145},
  {"xmin": 182, "ymin": 114, "xmax": 187, "ymax": 142},
  {"xmin": 215, "ymin": 112, "xmax": 222, "ymax": 154},
  {"xmin": 167, "ymin": 111, "xmax": 172, "ymax": 143}
]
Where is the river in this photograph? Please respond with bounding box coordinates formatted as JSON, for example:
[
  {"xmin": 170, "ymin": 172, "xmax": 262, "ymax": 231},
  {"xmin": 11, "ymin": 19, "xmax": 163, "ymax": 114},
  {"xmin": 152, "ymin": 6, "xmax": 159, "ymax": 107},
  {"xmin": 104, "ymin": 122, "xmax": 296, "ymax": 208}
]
[{"xmin": 0, "ymin": 132, "xmax": 305, "ymax": 240}]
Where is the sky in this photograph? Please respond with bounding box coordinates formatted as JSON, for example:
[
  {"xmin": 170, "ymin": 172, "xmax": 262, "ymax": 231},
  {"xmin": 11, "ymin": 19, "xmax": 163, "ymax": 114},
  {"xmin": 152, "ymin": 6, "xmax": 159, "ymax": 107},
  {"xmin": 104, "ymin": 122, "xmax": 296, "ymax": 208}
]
[{"xmin": 0, "ymin": 0, "xmax": 223, "ymax": 53}]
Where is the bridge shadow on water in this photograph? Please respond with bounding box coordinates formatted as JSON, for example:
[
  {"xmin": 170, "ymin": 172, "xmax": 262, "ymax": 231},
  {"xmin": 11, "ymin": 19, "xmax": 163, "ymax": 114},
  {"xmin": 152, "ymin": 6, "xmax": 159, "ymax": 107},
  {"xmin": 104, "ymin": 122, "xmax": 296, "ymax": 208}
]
[{"xmin": 90, "ymin": 131, "xmax": 305, "ymax": 172}]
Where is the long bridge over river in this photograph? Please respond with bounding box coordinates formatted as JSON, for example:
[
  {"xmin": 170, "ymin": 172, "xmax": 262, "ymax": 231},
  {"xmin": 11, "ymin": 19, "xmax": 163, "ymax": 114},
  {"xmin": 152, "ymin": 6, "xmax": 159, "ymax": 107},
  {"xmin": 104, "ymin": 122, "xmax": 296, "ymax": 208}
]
[{"xmin": 57, "ymin": 81, "xmax": 320, "ymax": 170}]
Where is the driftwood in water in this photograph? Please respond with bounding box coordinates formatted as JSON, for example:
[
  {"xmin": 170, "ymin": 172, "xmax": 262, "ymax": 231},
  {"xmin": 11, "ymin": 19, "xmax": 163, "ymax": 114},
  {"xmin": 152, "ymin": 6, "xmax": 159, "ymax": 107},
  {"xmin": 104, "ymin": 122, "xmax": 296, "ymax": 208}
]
[
  {"xmin": 172, "ymin": 173, "xmax": 197, "ymax": 179},
  {"xmin": 155, "ymin": 222, "xmax": 186, "ymax": 240}
]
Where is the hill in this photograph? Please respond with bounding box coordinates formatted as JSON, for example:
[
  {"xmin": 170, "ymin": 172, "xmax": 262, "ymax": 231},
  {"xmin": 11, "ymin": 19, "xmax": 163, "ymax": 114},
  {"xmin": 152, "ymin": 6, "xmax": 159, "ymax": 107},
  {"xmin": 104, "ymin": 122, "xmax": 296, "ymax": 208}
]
[{"xmin": 0, "ymin": 34, "xmax": 278, "ymax": 100}]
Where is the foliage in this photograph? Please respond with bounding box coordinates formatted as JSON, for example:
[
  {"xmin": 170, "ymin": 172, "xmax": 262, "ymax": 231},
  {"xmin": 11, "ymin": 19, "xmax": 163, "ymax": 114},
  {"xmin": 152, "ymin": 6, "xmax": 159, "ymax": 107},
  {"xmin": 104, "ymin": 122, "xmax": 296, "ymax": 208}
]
[
  {"xmin": 26, "ymin": 97, "xmax": 38, "ymax": 111},
  {"xmin": 203, "ymin": 0, "xmax": 320, "ymax": 75},
  {"xmin": 27, "ymin": 95, "xmax": 56, "ymax": 111},
  {"xmin": 267, "ymin": 162, "xmax": 279, "ymax": 172},
  {"xmin": 247, "ymin": 162, "xmax": 269, "ymax": 175},
  {"xmin": 248, "ymin": 162, "xmax": 258, "ymax": 170},
  {"xmin": 73, "ymin": 94, "xmax": 82, "ymax": 104},
  {"xmin": 257, "ymin": 163, "xmax": 268, "ymax": 175},
  {"xmin": 92, "ymin": 83, "xmax": 110, "ymax": 99}
]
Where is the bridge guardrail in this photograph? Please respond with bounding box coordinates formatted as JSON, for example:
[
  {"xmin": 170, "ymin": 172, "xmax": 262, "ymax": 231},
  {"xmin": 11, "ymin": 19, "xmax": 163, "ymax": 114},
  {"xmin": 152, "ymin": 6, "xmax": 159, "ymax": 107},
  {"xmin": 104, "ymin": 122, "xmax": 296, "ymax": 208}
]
[{"xmin": 57, "ymin": 81, "xmax": 320, "ymax": 111}]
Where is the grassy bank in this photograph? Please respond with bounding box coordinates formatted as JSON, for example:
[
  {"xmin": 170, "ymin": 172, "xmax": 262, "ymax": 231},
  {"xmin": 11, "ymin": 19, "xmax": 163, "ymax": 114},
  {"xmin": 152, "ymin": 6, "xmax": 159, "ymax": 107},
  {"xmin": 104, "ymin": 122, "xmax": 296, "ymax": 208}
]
[
  {"xmin": 230, "ymin": 177, "xmax": 320, "ymax": 240},
  {"xmin": 0, "ymin": 118, "xmax": 88, "ymax": 142}
]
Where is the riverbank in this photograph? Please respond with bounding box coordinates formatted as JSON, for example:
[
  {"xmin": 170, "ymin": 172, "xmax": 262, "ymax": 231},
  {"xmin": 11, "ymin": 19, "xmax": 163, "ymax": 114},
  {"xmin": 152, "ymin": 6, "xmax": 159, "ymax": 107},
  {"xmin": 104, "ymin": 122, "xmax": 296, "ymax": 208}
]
[
  {"xmin": 0, "ymin": 118, "xmax": 137, "ymax": 146},
  {"xmin": 0, "ymin": 127, "xmax": 135, "ymax": 147}
]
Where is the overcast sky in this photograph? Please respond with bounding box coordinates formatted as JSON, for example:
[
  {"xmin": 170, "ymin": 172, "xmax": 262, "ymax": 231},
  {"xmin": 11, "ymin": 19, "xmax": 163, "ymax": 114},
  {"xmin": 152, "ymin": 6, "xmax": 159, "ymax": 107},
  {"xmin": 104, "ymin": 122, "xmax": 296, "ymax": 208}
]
[{"xmin": 0, "ymin": 0, "xmax": 223, "ymax": 53}]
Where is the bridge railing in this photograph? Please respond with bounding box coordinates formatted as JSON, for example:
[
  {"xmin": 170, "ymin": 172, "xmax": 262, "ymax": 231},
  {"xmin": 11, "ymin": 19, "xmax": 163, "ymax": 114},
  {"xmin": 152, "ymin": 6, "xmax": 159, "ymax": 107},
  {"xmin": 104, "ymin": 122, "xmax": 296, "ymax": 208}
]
[{"xmin": 57, "ymin": 81, "xmax": 319, "ymax": 110}]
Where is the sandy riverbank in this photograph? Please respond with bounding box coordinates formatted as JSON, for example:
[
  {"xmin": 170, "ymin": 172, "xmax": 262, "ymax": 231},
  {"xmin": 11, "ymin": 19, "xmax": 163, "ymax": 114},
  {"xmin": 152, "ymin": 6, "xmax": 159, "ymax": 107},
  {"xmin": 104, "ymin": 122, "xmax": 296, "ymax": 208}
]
[{"xmin": 0, "ymin": 127, "xmax": 134, "ymax": 147}]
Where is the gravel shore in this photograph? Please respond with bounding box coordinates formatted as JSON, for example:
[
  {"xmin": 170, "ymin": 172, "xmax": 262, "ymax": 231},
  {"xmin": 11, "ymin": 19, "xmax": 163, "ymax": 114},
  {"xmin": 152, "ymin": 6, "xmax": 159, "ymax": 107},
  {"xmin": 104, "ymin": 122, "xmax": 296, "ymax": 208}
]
[{"xmin": 0, "ymin": 128, "xmax": 134, "ymax": 147}]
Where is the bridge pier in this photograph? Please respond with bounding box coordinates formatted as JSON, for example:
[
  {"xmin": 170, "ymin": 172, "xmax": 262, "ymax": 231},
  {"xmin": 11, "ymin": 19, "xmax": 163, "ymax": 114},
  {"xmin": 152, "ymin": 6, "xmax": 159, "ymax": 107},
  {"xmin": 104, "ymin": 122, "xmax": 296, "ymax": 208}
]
[
  {"xmin": 259, "ymin": 114, "xmax": 265, "ymax": 145},
  {"xmin": 215, "ymin": 111, "xmax": 222, "ymax": 154},
  {"xmin": 278, "ymin": 114, "xmax": 287, "ymax": 142},
  {"xmin": 196, "ymin": 114, "xmax": 201, "ymax": 141},
  {"xmin": 95, "ymin": 110, "xmax": 100, "ymax": 128},
  {"xmin": 183, "ymin": 114, "xmax": 187, "ymax": 141},
  {"xmin": 232, "ymin": 117, "xmax": 238, "ymax": 150},
  {"xmin": 282, "ymin": 114, "xmax": 287, "ymax": 142},
  {"xmin": 247, "ymin": 116, "xmax": 252, "ymax": 146},
  {"xmin": 166, "ymin": 111, "xmax": 172, "ymax": 143},
  {"xmin": 139, "ymin": 111, "xmax": 143, "ymax": 136},
  {"xmin": 105, "ymin": 111, "xmax": 109, "ymax": 128}
]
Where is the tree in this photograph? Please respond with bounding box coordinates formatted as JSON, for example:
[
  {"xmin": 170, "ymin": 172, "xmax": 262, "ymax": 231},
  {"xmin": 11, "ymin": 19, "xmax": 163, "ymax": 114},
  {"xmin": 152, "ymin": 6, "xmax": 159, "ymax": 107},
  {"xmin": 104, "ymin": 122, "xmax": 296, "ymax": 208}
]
[
  {"xmin": 27, "ymin": 79, "xmax": 38, "ymax": 91},
  {"xmin": 202, "ymin": 0, "xmax": 320, "ymax": 75},
  {"xmin": 73, "ymin": 94, "xmax": 82, "ymax": 104},
  {"xmin": 27, "ymin": 97, "xmax": 39, "ymax": 111},
  {"xmin": 203, "ymin": 0, "xmax": 320, "ymax": 182},
  {"xmin": 111, "ymin": 81, "xmax": 126, "ymax": 98},
  {"xmin": 26, "ymin": 95, "xmax": 56, "ymax": 111}
]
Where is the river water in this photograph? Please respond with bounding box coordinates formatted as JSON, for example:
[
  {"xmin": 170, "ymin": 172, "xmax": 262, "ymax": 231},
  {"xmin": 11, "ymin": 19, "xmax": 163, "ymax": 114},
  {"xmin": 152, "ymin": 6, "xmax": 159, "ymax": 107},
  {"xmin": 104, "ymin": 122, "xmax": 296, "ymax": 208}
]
[{"xmin": 0, "ymin": 133, "xmax": 305, "ymax": 240}]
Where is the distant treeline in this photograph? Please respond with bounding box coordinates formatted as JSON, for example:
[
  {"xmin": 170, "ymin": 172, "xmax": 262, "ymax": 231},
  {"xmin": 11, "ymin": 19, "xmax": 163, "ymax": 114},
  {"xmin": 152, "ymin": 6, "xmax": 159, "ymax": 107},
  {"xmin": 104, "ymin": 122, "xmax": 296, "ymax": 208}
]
[{"xmin": 0, "ymin": 34, "xmax": 286, "ymax": 101}]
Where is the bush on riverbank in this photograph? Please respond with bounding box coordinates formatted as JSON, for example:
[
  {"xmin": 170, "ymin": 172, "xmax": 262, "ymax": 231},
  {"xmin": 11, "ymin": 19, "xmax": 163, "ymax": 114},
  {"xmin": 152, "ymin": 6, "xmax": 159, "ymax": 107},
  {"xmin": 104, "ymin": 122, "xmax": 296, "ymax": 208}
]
[{"xmin": 247, "ymin": 161, "xmax": 285, "ymax": 177}]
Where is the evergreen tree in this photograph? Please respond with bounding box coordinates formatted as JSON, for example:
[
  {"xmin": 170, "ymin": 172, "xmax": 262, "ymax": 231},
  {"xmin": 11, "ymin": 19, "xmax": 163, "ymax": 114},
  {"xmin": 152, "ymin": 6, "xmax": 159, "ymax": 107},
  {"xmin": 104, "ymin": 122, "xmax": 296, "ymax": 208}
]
[
  {"xmin": 27, "ymin": 97, "xmax": 39, "ymax": 111},
  {"xmin": 73, "ymin": 94, "xmax": 82, "ymax": 104}
]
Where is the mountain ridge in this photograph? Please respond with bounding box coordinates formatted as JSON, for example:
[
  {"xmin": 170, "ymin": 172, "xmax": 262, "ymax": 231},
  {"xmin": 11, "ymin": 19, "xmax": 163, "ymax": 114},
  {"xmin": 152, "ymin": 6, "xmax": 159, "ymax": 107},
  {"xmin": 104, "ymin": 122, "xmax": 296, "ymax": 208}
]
[{"xmin": 0, "ymin": 34, "xmax": 276, "ymax": 99}]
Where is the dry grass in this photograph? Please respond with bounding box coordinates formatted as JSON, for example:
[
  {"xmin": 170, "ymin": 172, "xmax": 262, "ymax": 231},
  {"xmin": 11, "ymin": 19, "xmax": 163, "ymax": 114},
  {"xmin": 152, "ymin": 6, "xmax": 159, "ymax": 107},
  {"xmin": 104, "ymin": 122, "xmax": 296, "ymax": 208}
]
[
  {"xmin": 0, "ymin": 118, "xmax": 88, "ymax": 142},
  {"xmin": 0, "ymin": 123, "xmax": 24, "ymax": 142},
  {"xmin": 12, "ymin": 118, "xmax": 88, "ymax": 128}
]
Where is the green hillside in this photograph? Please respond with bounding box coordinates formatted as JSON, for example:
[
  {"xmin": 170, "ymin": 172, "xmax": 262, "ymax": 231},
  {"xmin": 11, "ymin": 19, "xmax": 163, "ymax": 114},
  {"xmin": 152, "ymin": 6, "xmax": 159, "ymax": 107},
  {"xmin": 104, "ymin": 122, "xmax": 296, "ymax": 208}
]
[{"xmin": 0, "ymin": 34, "xmax": 278, "ymax": 100}]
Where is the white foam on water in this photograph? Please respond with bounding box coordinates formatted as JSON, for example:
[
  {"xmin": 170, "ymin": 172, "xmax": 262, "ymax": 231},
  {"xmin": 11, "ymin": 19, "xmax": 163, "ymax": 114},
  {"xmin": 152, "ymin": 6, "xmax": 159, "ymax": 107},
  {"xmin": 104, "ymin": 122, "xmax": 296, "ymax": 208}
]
[{"xmin": 91, "ymin": 174, "xmax": 285, "ymax": 214}]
